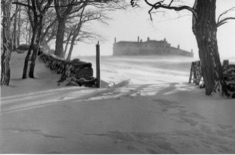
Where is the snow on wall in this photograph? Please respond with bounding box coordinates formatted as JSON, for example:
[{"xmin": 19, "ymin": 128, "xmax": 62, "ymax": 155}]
[
  {"xmin": 189, "ymin": 60, "xmax": 235, "ymax": 98},
  {"xmin": 39, "ymin": 53, "xmax": 94, "ymax": 86}
]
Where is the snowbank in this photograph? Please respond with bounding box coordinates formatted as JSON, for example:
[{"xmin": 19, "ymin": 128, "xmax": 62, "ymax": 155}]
[{"xmin": 1, "ymin": 53, "xmax": 235, "ymax": 153}]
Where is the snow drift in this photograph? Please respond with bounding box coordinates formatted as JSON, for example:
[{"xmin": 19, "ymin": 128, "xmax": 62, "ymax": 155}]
[{"xmin": 1, "ymin": 53, "xmax": 235, "ymax": 154}]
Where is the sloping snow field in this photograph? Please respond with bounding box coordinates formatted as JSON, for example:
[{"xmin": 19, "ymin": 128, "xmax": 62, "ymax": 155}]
[{"xmin": 1, "ymin": 52, "xmax": 235, "ymax": 153}]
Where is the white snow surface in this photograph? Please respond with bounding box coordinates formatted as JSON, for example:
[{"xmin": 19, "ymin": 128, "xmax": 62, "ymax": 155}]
[{"xmin": 1, "ymin": 52, "xmax": 235, "ymax": 154}]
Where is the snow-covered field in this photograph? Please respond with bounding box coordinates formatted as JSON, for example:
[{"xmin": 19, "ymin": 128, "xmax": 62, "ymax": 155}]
[{"xmin": 1, "ymin": 52, "xmax": 235, "ymax": 154}]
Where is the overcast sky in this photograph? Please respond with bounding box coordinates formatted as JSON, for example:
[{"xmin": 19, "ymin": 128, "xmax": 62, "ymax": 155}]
[{"xmin": 71, "ymin": 0, "xmax": 235, "ymax": 59}]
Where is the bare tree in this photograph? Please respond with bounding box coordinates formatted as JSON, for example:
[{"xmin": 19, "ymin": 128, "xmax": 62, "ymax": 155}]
[
  {"xmin": 53, "ymin": 0, "xmax": 128, "ymax": 58},
  {"xmin": 17, "ymin": 5, "xmax": 22, "ymax": 46},
  {"xmin": 12, "ymin": 0, "xmax": 21, "ymax": 50},
  {"xmin": 131, "ymin": 0, "xmax": 235, "ymax": 96},
  {"xmin": 13, "ymin": 0, "xmax": 53, "ymax": 78},
  {"xmin": 65, "ymin": 7, "xmax": 86, "ymax": 60},
  {"xmin": 39, "ymin": 8, "xmax": 58, "ymax": 52},
  {"xmin": 66, "ymin": 5, "xmax": 110, "ymax": 60},
  {"xmin": 20, "ymin": 7, "xmax": 32, "ymax": 44},
  {"xmin": 53, "ymin": 0, "xmax": 87, "ymax": 58},
  {"xmin": 1, "ymin": 0, "xmax": 13, "ymax": 85}
]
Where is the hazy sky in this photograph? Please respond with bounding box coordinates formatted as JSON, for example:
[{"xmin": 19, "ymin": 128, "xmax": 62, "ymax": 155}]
[{"xmin": 72, "ymin": 0, "xmax": 235, "ymax": 59}]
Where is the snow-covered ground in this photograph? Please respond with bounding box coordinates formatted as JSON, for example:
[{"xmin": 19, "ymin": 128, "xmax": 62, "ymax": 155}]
[{"xmin": 1, "ymin": 52, "xmax": 235, "ymax": 154}]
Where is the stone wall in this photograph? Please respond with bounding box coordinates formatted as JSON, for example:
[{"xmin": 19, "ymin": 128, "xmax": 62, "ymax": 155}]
[
  {"xmin": 189, "ymin": 60, "xmax": 235, "ymax": 98},
  {"xmin": 223, "ymin": 63, "xmax": 235, "ymax": 97},
  {"xmin": 39, "ymin": 53, "xmax": 96, "ymax": 87}
]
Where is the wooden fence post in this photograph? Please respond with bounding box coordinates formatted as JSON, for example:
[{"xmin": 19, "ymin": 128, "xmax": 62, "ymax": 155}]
[{"xmin": 96, "ymin": 41, "xmax": 100, "ymax": 88}]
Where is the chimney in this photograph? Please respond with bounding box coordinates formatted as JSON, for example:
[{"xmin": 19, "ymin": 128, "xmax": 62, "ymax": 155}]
[
  {"xmin": 164, "ymin": 38, "xmax": 166, "ymax": 42},
  {"xmin": 114, "ymin": 37, "xmax": 116, "ymax": 43},
  {"xmin": 147, "ymin": 37, "xmax": 150, "ymax": 41},
  {"xmin": 223, "ymin": 60, "xmax": 229, "ymax": 67},
  {"xmin": 138, "ymin": 36, "xmax": 139, "ymax": 42},
  {"xmin": 178, "ymin": 44, "xmax": 180, "ymax": 49}
]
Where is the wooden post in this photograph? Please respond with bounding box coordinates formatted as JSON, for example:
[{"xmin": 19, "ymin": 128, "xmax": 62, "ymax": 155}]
[{"xmin": 96, "ymin": 41, "xmax": 101, "ymax": 88}]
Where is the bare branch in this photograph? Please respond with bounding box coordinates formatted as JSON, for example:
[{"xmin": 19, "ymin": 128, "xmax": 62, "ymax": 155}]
[
  {"xmin": 131, "ymin": 0, "xmax": 197, "ymax": 20},
  {"xmin": 12, "ymin": 1, "xmax": 33, "ymax": 10},
  {"xmin": 169, "ymin": 0, "xmax": 173, "ymax": 7},
  {"xmin": 41, "ymin": 17, "xmax": 58, "ymax": 41},
  {"xmin": 217, "ymin": 7, "xmax": 235, "ymax": 27},
  {"xmin": 146, "ymin": 0, "xmax": 196, "ymax": 17},
  {"xmin": 217, "ymin": 7, "xmax": 235, "ymax": 23},
  {"xmin": 217, "ymin": 17, "xmax": 235, "ymax": 27}
]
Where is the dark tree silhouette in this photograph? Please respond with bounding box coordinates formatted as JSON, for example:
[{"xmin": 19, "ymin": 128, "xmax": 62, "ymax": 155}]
[
  {"xmin": 1, "ymin": 0, "xmax": 13, "ymax": 85},
  {"xmin": 54, "ymin": 0, "xmax": 86, "ymax": 58},
  {"xmin": 12, "ymin": 0, "xmax": 21, "ymax": 50},
  {"xmin": 66, "ymin": 6, "xmax": 110, "ymax": 61},
  {"xmin": 53, "ymin": 0, "xmax": 127, "ymax": 58},
  {"xmin": 131, "ymin": 0, "xmax": 235, "ymax": 96},
  {"xmin": 14, "ymin": 0, "xmax": 53, "ymax": 78}
]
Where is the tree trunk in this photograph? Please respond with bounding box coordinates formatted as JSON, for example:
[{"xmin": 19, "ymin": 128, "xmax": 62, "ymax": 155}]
[
  {"xmin": 13, "ymin": 4, "xmax": 18, "ymax": 51},
  {"xmin": 25, "ymin": 20, "xmax": 29, "ymax": 44},
  {"xmin": 66, "ymin": 37, "xmax": 75, "ymax": 61},
  {"xmin": 66, "ymin": 30, "xmax": 79, "ymax": 61},
  {"xmin": 23, "ymin": 0, "xmax": 53, "ymax": 79},
  {"xmin": 28, "ymin": 26, "xmax": 42, "ymax": 78},
  {"xmin": 22, "ymin": 35, "xmax": 35, "ymax": 79},
  {"xmin": 22, "ymin": 17, "xmax": 38, "ymax": 79},
  {"xmin": 193, "ymin": 0, "xmax": 227, "ymax": 95},
  {"xmin": 29, "ymin": 15, "xmax": 44, "ymax": 78},
  {"xmin": 28, "ymin": 44, "xmax": 38, "ymax": 78},
  {"xmin": 64, "ymin": 30, "xmax": 73, "ymax": 55},
  {"xmin": 28, "ymin": 24, "xmax": 32, "ymax": 44},
  {"xmin": 17, "ymin": 6, "xmax": 21, "ymax": 47},
  {"xmin": 66, "ymin": 22, "xmax": 82, "ymax": 61},
  {"xmin": 55, "ymin": 18, "xmax": 66, "ymax": 58},
  {"xmin": 1, "ymin": 0, "xmax": 12, "ymax": 86}
]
